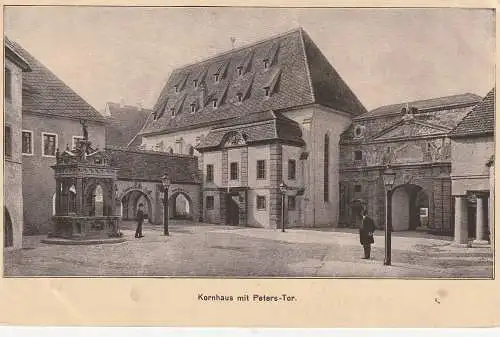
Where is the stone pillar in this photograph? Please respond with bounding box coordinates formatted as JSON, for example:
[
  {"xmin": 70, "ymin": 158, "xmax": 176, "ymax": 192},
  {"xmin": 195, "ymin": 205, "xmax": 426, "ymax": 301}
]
[
  {"xmin": 241, "ymin": 147, "xmax": 248, "ymax": 186},
  {"xmin": 269, "ymin": 143, "xmax": 283, "ymax": 229},
  {"xmin": 55, "ymin": 180, "xmax": 61, "ymax": 216},
  {"xmin": 221, "ymin": 150, "xmax": 228, "ymax": 187},
  {"xmin": 454, "ymin": 196, "xmax": 468, "ymax": 245},
  {"xmin": 474, "ymin": 195, "xmax": 488, "ymax": 244}
]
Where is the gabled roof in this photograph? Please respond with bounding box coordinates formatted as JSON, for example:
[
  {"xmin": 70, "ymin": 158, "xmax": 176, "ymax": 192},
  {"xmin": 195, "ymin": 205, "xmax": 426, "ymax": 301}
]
[
  {"xmin": 4, "ymin": 37, "xmax": 31, "ymax": 72},
  {"xmin": 105, "ymin": 147, "xmax": 200, "ymax": 184},
  {"xmin": 197, "ymin": 110, "xmax": 305, "ymax": 151},
  {"xmin": 449, "ymin": 88, "xmax": 495, "ymax": 138},
  {"xmin": 103, "ymin": 102, "xmax": 150, "ymax": 147},
  {"xmin": 5, "ymin": 36, "xmax": 105, "ymax": 123},
  {"xmin": 370, "ymin": 118, "xmax": 452, "ymax": 142},
  {"xmin": 141, "ymin": 28, "xmax": 367, "ymax": 135},
  {"xmin": 357, "ymin": 93, "xmax": 482, "ymax": 120}
]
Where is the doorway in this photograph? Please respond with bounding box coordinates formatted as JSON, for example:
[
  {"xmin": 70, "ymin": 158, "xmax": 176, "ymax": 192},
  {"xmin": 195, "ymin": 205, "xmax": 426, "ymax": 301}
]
[
  {"xmin": 226, "ymin": 194, "xmax": 239, "ymax": 226},
  {"xmin": 4, "ymin": 207, "xmax": 13, "ymax": 248}
]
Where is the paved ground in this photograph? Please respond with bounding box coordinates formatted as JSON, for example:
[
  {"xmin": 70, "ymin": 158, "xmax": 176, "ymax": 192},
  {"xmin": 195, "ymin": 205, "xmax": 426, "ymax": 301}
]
[{"xmin": 3, "ymin": 221, "xmax": 493, "ymax": 278}]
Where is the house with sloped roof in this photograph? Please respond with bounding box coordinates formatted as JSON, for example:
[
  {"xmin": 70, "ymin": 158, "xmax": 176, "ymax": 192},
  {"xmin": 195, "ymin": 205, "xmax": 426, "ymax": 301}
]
[
  {"xmin": 449, "ymin": 88, "xmax": 495, "ymax": 245},
  {"xmin": 139, "ymin": 27, "xmax": 367, "ymax": 228},
  {"xmin": 5, "ymin": 37, "xmax": 107, "ymax": 234},
  {"xmin": 102, "ymin": 101, "xmax": 151, "ymax": 148},
  {"xmin": 339, "ymin": 92, "xmax": 482, "ymax": 234}
]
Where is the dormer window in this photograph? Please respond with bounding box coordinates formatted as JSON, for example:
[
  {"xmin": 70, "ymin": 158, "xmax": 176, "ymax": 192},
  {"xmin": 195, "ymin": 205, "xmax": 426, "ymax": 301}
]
[
  {"xmin": 174, "ymin": 85, "xmax": 178, "ymax": 93},
  {"xmin": 170, "ymin": 107, "xmax": 176, "ymax": 117},
  {"xmin": 190, "ymin": 103, "xmax": 197, "ymax": 113},
  {"xmin": 214, "ymin": 73, "xmax": 220, "ymax": 83},
  {"xmin": 237, "ymin": 66, "xmax": 243, "ymax": 76},
  {"xmin": 264, "ymin": 87, "xmax": 271, "ymax": 97},
  {"xmin": 212, "ymin": 99, "xmax": 218, "ymax": 108},
  {"xmin": 236, "ymin": 93, "xmax": 243, "ymax": 103},
  {"xmin": 193, "ymin": 79, "xmax": 198, "ymax": 88},
  {"xmin": 263, "ymin": 58, "xmax": 269, "ymax": 69}
]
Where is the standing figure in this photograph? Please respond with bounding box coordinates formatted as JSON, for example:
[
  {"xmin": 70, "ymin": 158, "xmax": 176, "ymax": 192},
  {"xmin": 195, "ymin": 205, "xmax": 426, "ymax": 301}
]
[
  {"xmin": 359, "ymin": 210, "xmax": 376, "ymax": 259},
  {"xmin": 135, "ymin": 203, "xmax": 145, "ymax": 238}
]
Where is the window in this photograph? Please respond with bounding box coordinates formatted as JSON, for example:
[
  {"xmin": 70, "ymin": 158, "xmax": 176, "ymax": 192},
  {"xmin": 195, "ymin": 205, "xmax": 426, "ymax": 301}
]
[
  {"xmin": 354, "ymin": 150, "xmax": 363, "ymax": 161},
  {"xmin": 22, "ymin": 130, "xmax": 33, "ymax": 155},
  {"xmin": 206, "ymin": 164, "xmax": 214, "ymax": 183},
  {"xmin": 72, "ymin": 136, "xmax": 84, "ymax": 150},
  {"xmin": 174, "ymin": 85, "xmax": 178, "ymax": 93},
  {"xmin": 355, "ymin": 185, "xmax": 362, "ymax": 193},
  {"xmin": 257, "ymin": 160, "xmax": 266, "ymax": 179},
  {"xmin": 190, "ymin": 103, "xmax": 196, "ymax": 113},
  {"xmin": 193, "ymin": 79, "xmax": 198, "ymax": 88},
  {"xmin": 256, "ymin": 196, "xmax": 266, "ymax": 210},
  {"xmin": 236, "ymin": 93, "xmax": 243, "ymax": 103},
  {"xmin": 4, "ymin": 125, "xmax": 12, "ymax": 158},
  {"xmin": 263, "ymin": 59, "xmax": 269, "ymax": 69},
  {"xmin": 324, "ymin": 134, "xmax": 329, "ymax": 202},
  {"xmin": 170, "ymin": 107, "xmax": 176, "ymax": 117},
  {"xmin": 42, "ymin": 132, "xmax": 57, "ymax": 157},
  {"xmin": 288, "ymin": 159, "xmax": 296, "ymax": 180},
  {"xmin": 212, "ymin": 99, "xmax": 218, "ymax": 108},
  {"xmin": 214, "ymin": 73, "xmax": 220, "ymax": 83},
  {"xmin": 230, "ymin": 162, "xmax": 238, "ymax": 180},
  {"xmin": 264, "ymin": 87, "xmax": 270, "ymax": 97},
  {"xmin": 237, "ymin": 66, "xmax": 243, "ymax": 76},
  {"xmin": 206, "ymin": 196, "xmax": 214, "ymax": 210},
  {"xmin": 5, "ymin": 67, "xmax": 12, "ymax": 101},
  {"xmin": 288, "ymin": 196, "xmax": 296, "ymax": 210}
]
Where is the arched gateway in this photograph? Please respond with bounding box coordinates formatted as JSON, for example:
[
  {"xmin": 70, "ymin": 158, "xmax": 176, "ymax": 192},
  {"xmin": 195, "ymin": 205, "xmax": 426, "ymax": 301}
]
[{"xmin": 391, "ymin": 184, "xmax": 430, "ymax": 231}]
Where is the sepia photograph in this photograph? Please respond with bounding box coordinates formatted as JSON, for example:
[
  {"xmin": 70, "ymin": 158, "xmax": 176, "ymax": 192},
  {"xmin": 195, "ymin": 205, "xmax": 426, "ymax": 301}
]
[{"xmin": 3, "ymin": 6, "xmax": 495, "ymax": 279}]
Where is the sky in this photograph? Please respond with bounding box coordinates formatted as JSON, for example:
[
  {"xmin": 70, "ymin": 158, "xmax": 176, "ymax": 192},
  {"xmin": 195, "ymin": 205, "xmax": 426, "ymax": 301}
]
[{"xmin": 4, "ymin": 7, "xmax": 496, "ymax": 112}]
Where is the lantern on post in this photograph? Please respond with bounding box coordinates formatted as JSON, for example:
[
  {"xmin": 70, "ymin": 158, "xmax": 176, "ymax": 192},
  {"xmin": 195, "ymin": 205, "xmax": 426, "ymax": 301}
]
[
  {"xmin": 382, "ymin": 165, "xmax": 396, "ymax": 266},
  {"xmin": 162, "ymin": 173, "xmax": 171, "ymax": 236},
  {"xmin": 279, "ymin": 181, "xmax": 288, "ymax": 233}
]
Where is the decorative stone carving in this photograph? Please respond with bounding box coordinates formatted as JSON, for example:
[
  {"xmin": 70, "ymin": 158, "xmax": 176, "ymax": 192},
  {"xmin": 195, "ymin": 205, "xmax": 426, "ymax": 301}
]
[{"xmin": 223, "ymin": 131, "xmax": 247, "ymax": 147}]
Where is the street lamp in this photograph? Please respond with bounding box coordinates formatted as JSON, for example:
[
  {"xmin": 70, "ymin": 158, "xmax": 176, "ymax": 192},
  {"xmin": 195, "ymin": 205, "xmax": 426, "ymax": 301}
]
[
  {"xmin": 162, "ymin": 173, "xmax": 171, "ymax": 236},
  {"xmin": 382, "ymin": 165, "xmax": 396, "ymax": 266},
  {"xmin": 279, "ymin": 181, "xmax": 288, "ymax": 232}
]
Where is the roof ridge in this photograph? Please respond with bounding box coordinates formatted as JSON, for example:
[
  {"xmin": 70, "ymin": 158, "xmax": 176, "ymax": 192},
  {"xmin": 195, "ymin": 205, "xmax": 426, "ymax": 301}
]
[
  {"xmin": 369, "ymin": 92, "xmax": 482, "ymax": 112},
  {"xmin": 105, "ymin": 145, "xmax": 196, "ymax": 158},
  {"xmin": 169, "ymin": 27, "xmax": 303, "ymax": 71}
]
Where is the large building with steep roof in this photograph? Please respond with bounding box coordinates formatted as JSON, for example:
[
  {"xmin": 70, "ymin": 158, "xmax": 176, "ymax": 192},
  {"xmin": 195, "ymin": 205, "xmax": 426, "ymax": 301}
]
[
  {"xmin": 450, "ymin": 88, "xmax": 495, "ymax": 245},
  {"xmin": 139, "ymin": 27, "xmax": 368, "ymax": 228},
  {"xmin": 6, "ymin": 37, "xmax": 107, "ymax": 234}
]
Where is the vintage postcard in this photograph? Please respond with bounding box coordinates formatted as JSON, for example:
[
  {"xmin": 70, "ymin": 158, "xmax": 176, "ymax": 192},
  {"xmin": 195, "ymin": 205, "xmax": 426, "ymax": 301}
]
[{"xmin": 1, "ymin": 2, "xmax": 498, "ymax": 327}]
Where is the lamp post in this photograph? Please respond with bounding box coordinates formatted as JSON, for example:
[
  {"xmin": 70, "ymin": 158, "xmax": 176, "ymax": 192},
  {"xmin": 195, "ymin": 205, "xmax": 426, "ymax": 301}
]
[
  {"xmin": 162, "ymin": 173, "xmax": 171, "ymax": 236},
  {"xmin": 382, "ymin": 165, "xmax": 396, "ymax": 266},
  {"xmin": 279, "ymin": 182, "xmax": 288, "ymax": 232}
]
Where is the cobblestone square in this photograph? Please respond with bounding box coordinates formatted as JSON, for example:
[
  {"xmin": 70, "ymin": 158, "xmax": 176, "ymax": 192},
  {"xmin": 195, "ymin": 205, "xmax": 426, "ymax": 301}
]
[{"xmin": 4, "ymin": 221, "xmax": 493, "ymax": 278}]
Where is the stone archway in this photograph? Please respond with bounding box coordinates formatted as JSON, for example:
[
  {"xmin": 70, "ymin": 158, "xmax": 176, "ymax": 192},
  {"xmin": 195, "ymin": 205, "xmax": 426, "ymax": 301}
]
[
  {"xmin": 168, "ymin": 190, "xmax": 193, "ymax": 220},
  {"xmin": 391, "ymin": 184, "xmax": 430, "ymax": 231},
  {"xmin": 121, "ymin": 189, "xmax": 153, "ymax": 223},
  {"xmin": 4, "ymin": 207, "xmax": 13, "ymax": 248}
]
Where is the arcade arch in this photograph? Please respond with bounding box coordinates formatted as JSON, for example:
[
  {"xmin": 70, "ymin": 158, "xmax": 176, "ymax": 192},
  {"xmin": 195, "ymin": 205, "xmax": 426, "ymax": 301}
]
[
  {"xmin": 121, "ymin": 189, "xmax": 153, "ymax": 223},
  {"xmin": 4, "ymin": 207, "xmax": 13, "ymax": 247},
  {"xmin": 391, "ymin": 184, "xmax": 429, "ymax": 231}
]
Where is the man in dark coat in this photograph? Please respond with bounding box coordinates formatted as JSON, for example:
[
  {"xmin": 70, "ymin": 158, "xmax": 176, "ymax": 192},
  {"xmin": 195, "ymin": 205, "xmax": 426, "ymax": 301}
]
[
  {"xmin": 359, "ymin": 210, "xmax": 376, "ymax": 259},
  {"xmin": 135, "ymin": 203, "xmax": 145, "ymax": 238}
]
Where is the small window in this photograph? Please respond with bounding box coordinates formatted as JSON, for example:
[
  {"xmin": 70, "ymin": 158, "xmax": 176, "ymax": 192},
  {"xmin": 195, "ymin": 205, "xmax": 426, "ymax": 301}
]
[
  {"xmin": 264, "ymin": 87, "xmax": 270, "ymax": 97},
  {"xmin": 174, "ymin": 85, "xmax": 178, "ymax": 93},
  {"xmin": 355, "ymin": 185, "xmax": 362, "ymax": 193},
  {"xmin": 206, "ymin": 196, "xmax": 215, "ymax": 210},
  {"xmin": 288, "ymin": 159, "xmax": 296, "ymax": 180},
  {"xmin": 257, "ymin": 160, "xmax": 266, "ymax": 179},
  {"xmin": 42, "ymin": 133, "xmax": 57, "ymax": 157},
  {"xmin": 22, "ymin": 130, "xmax": 33, "ymax": 155},
  {"xmin": 190, "ymin": 103, "xmax": 196, "ymax": 113},
  {"xmin": 236, "ymin": 93, "xmax": 243, "ymax": 103},
  {"xmin": 256, "ymin": 196, "xmax": 266, "ymax": 210},
  {"xmin": 263, "ymin": 59, "xmax": 269, "ymax": 69},
  {"xmin": 212, "ymin": 99, "xmax": 218, "ymax": 108},
  {"xmin": 193, "ymin": 79, "xmax": 198, "ymax": 88},
  {"xmin": 288, "ymin": 196, "xmax": 296, "ymax": 210},
  {"xmin": 214, "ymin": 73, "xmax": 220, "ymax": 83},
  {"xmin": 354, "ymin": 150, "xmax": 362, "ymax": 161},
  {"xmin": 237, "ymin": 66, "xmax": 243, "ymax": 76},
  {"xmin": 230, "ymin": 162, "xmax": 238, "ymax": 180},
  {"xmin": 170, "ymin": 107, "xmax": 176, "ymax": 117},
  {"xmin": 206, "ymin": 164, "xmax": 214, "ymax": 183},
  {"xmin": 4, "ymin": 125, "xmax": 12, "ymax": 158},
  {"xmin": 5, "ymin": 67, "xmax": 12, "ymax": 101},
  {"xmin": 72, "ymin": 136, "xmax": 84, "ymax": 150}
]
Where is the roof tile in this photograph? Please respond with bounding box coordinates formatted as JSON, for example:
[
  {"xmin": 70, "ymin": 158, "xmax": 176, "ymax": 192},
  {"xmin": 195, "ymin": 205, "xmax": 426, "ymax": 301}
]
[{"xmin": 449, "ymin": 88, "xmax": 495, "ymax": 138}]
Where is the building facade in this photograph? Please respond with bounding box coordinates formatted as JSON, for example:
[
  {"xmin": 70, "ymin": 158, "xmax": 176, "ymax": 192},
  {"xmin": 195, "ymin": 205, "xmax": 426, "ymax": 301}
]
[
  {"xmin": 4, "ymin": 38, "xmax": 31, "ymax": 249},
  {"xmin": 138, "ymin": 28, "xmax": 367, "ymax": 228},
  {"xmin": 102, "ymin": 101, "xmax": 150, "ymax": 148},
  {"xmin": 449, "ymin": 88, "xmax": 495, "ymax": 245},
  {"xmin": 6, "ymin": 38, "xmax": 107, "ymax": 234},
  {"xmin": 339, "ymin": 94, "xmax": 482, "ymax": 234}
]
